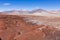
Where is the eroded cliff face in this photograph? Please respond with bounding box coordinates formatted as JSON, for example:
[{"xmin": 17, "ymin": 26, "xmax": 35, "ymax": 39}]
[{"xmin": 0, "ymin": 15, "xmax": 60, "ymax": 40}]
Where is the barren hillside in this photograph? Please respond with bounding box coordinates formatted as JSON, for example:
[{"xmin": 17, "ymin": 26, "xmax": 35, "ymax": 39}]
[{"xmin": 0, "ymin": 15, "xmax": 60, "ymax": 40}]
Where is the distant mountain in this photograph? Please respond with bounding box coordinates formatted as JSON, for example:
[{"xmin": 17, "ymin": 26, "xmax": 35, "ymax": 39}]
[
  {"xmin": 30, "ymin": 9, "xmax": 60, "ymax": 17},
  {"xmin": 31, "ymin": 9, "xmax": 49, "ymax": 13},
  {"xmin": 50, "ymin": 10, "xmax": 60, "ymax": 14},
  {"xmin": 0, "ymin": 9, "xmax": 60, "ymax": 17},
  {"xmin": 30, "ymin": 9, "xmax": 53, "ymax": 16},
  {"xmin": 1, "ymin": 10, "xmax": 31, "ymax": 15},
  {"xmin": 0, "ymin": 9, "xmax": 50, "ymax": 15}
]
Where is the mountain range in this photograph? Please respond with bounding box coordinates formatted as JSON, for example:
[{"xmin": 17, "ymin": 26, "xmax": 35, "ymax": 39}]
[{"xmin": 0, "ymin": 9, "xmax": 60, "ymax": 17}]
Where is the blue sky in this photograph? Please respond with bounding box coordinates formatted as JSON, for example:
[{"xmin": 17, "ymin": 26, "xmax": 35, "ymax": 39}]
[{"xmin": 0, "ymin": 0, "xmax": 60, "ymax": 11}]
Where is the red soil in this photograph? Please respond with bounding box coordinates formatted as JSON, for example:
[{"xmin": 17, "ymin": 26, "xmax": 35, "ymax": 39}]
[{"xmin": 0, "ymin": 15, "xmax": 60, "ymax": 40}]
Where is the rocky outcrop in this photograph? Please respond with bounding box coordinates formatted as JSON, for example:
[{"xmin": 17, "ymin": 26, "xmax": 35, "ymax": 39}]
[{"xmin": 0, "ymin": 15, "xmax": 60, "ymax": 40}]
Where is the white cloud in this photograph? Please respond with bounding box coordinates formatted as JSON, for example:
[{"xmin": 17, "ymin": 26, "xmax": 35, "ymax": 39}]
[{"xmin": 3, "ymin": 3, "xmax": 11, "ymax": 6}]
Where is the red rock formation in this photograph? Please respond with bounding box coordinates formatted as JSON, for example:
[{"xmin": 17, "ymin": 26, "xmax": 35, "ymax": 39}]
[{"xmin": 0, "ymin": 15, "xmax": 60, "ymax": 40}]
